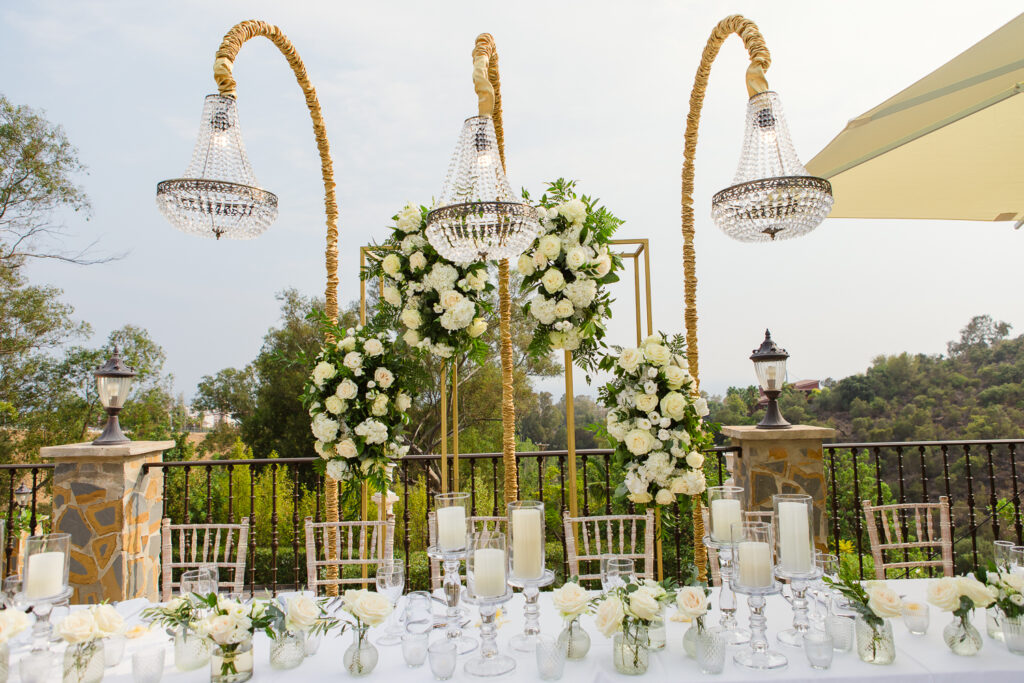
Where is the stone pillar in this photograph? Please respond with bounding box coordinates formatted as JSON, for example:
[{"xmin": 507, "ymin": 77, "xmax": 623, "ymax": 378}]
[
  {"xmin": 720, "ymin": 425, "xmax": 835, "ymax": 553},
  {"xmin": 40, "ymin": 441, "xmax": 172, "ymax": 604}
]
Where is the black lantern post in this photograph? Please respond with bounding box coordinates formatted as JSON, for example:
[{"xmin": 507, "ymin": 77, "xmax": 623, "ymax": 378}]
[
  {"xmin": 751, "ymin": 330, "xmax": 790, "ymax": 429},
  {"xmin": 92, "ymin": 347, "xmax": 136, "ymax": 445}
]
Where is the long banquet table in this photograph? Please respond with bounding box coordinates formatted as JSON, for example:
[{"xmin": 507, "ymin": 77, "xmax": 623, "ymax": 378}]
[{"xmin": 14, "ymin": 579, "xmax": 1023, "ymax": 682}]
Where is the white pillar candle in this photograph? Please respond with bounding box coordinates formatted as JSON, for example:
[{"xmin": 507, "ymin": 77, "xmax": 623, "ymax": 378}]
[
  {"xmin": 710, "ymin": 498, "xmax": 742, "ymax": 542},
  {"xmin": 737, "ymin": 541, "xmax": 773, "ymax": 588},
  {"xmin": 472, "ymin": 548, "xmax": 506, "ymax": 598},
  {"xmin": 778, "ymin": 500, "xmax": 812, "ymax": 573},
  {"xmin": 26, "ymin": 551, "xmax": 65, "ymax": 599},
  {"xmin": 436, "ymin": 506, "xmax": 467, "ymax": 551},
  {"xmin": 511, "ymin": 508, "xmax": 543, "ymax": 580}
]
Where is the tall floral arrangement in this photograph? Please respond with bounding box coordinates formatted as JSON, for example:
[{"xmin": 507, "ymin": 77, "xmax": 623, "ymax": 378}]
[
  {"xmin": 301, "ymin": 318, "xmax": 413, "ymax": 495},
  {"xmin": 517, "ymin": 179, "xmax": 623, "ymax": 371},
  {"xmin": 365, "ymin": 203, "xmax": 494, "ymax": 363},
  {"xmin": 595, "ymin": 332, "xmax": 715, "ymax": 505}
]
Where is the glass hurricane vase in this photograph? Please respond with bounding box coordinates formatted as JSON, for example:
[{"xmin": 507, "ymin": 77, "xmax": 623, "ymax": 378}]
[
  {"xmin": 943, "ymin": 616, "xmax": 982, "ymax": 656},
  {"xmin": 210, "ymin": 639, "xmax": 254, "ymax": 683},
  {"xmin": 612, "ymin": 624, "xmax": 649, "ymax": 676},
  {"xmin": 174, "ymin": 627, "xmax": 211, "ymax": 671},
  {"xmin": 269, "ymin": 631, "xmax": 305, "ymax": 670},
  {"xmin": 63, "ymin": 641, "xmax": 104, "ymax": 683},
  {"xmin": 556, "ymin": 617, "xmax": 590, "ymax": 660},
  {"xmin": 855, "ymin": 617, "xmax": 895, "ymax": 665},
  {"xmin": 343, "ymin": 624, "xmax": 379, "ymax": 677},
  {"xmin": 1003, "ymin": 615, "xmax": 1024, "ymax": 655}
]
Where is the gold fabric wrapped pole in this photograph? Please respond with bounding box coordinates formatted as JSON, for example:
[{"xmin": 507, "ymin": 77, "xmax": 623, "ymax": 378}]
[
  {"xmin": 471, "ymin": 34, "xmax": 518, "ymax": 505},
  {"xmin": 212, "ymin": 19, "xmax": 343, "ymax": 594},
  {"xmin": 452, "ymin": 360, "xmax": 460, "ymax": 491},
  {"xmin": 440, "ymin": 366, "xmax": 449, "ymax": 493},
  {"xmin": 681, "ymin": 14, "xmax": 771, "ymax": 584}
]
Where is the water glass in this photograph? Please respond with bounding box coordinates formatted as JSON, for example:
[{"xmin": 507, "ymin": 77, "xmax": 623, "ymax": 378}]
[
  {"xmin": 828, "ymin": 614, "xmax": 854, "ymax": 652},
  {"xmin": 402, "ymin": 631, "xmax": 429, "ymax": 668},
  {"xmin": 404, "ymin": 590, "xmax": 433, "ymax": 634},
  {"xmin": 994, "ymin": 540, "xmax": 1014, "ymax": 571},
  {"xmin": 132, "ymin": 646, "xmax": 166, "ymax": 683},
  {"xmin": 2, "ymin": 575, "xmax": 21, "ymax": 608},
  {"xmin": 804, "ymin": 629, "xmax": 834, "ymax": 669},
  {"xmin": 180, "ymin": 568, "xmax": 215, "ymax": 598},
  {"xmin": 536, "ymin": 635, "xmax": 566, "ymax": 680},
  {"xmin": 1011, "ymin": 546, "xmax": 1024, "ymax": 573},
  {"xmin": 601, "ymin": 557, "xmax": 634, "ymax": 593},
  {"xmin": 428, "ymin": 640, "xmax": 457, "ymax": 680},
  {"xmin": 375, "ymin": 561, "xmax": 406, "ymax": 645},
  {"xmin": 104, "ymin": 634, "xmax": 126, "ymax": 667},
  {"xmin": 19, "ymin": 650, "xmax": 54, "ymax": 683},
  {"xmin": 902, "ymin": 601, "xmax": 930, "ymax": 635}
]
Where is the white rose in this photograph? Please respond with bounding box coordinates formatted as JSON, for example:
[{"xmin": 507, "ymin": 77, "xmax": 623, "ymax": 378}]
[
  {"xmin": 364, "ymin": 338, "xmax": 384, "ymax": 356},
  {"xmin": 371, "ymin": 394, "xmax": 388, "ymax": 416},
  {"xmin": 557, "ymin": 198, "xmax": 587, "ymax": 225},
  {"xmin": 681, "ymin": 469, "xmax": 706, "ymax": 495},
  {"xmin": 336, "ymin": 379, "xmax": 358, "ymax": 400},
  {"xmin": 541, "ymin": 268, "xmax": 565, "ymax": 293},
  {"xmin": 554, "ymin": 299, "xmax": 574, "ymax": 318},
  {"xmin": 618, "ymin": 348, "xmax": 643, "ymax": 373},
  {"xmin": 999, "ymin": 572, "xmax": 1024, "ymax": 593},
  {"xmin": 395, "ymin": 392, "xmax": 412, "ymax": 412},
  {"xmin": 58, "ymin": 611, "xmax": 98, "ymax": 644},
  {"xmin": 517, "ymin": 253, "xmax": 535, "ymax": 276},
  {"xmin": 311, "ymin": 361, "xmax": 336, "ymax": 387},
  {"xmin": 343, "ymin": 352, "xmax": 363, "ymax": 370},
  {"xmin": 593, "ymin": 597, "xmax": 625, "ymax": 638},
  {"xmin": 409, "ymin": 251, "xmax": 427, "ymax": 271},
  {"xmin": 0, "ymin": 609, "xmax": 29, "ymax": 643},
  {"xmin": 324, "ymin": 396, "xmax": 344, "ymax": 415},
  {"xmin": 693, "ymin": 398, "xmax": 709, "ymax": 417},
  {"xmin": 382, "ymin": 286, "xmax": 402, "ymax": 307},
  {"xmin": 628, "ymin": 589, "xmax": 660, "ymax": 621},
  {"xmin": 551, "ymin": 582, "xmax": 592, "ymax": 619},
  {"xmin": 403, "ymin": 329, "xmax": 420, "ymax": 346},
  {"xmin": 660, "ymin": 392, "xmax": 688, "ymax": 420},
  {"xmin": 675, "ymin": 586, "xmax": 709, "ymax": 620},
  {"xmin": 440, "ymin": 290, "xmax": 465, "ymax": 310},
  {"xmin": 336, "ymin": 438, "xmax": 358, "ymax": 459},
  {"xmin": 92, "ymin": 604, "xmax": 124, "ymax": 637},
  {"xmin": 464, "ymin": 269, "xmax": 488, "ymax": 291},
  {"xmin": 395, "ymin": 203, "xmax": 421, "ymax": 232},
  {"xmin": 381, "ymin": 253, "xmax": 402, "ymax": 277},
  {"xmin": 594, "ymin": 253, "xmax": 612, "ymax": 277},
  {"xmin": 655, "ymin": 489, "xmax": 674, "ymax": 505},
  {"xmin": 374, "ymin": 367, "xmax": 395, "ymax": 388},
  {"xmin": 565, "ymin": 247, "xmax": 588, "ymax": 270},
  {"xmin": 325, "ymin": 459, "xmax": 348, "ymax": 480},
  {"xmin": 400, "ymin": 307, "xmax": 422, "ymax": 329},
  {"xmin": 286, "ymin": 595, "xmax": 320, "ymax": 632},
  {"xmin": 956, "ymin": 576, "xmax": 996, "ymax": 608},
  {"xmin": 685, "ymin": 451, "xmax": 704, "ymax": 469},
  {"xmin": 624, "ymin": 429, "xmax": 655, "ymax": 456},
  {"xmin": 468, "ymin": 318, "xmax": 488, "ymax": 338},
  {"xmin": 338, "ymin": 336, "xmax": 357, "ymax": 351},
  {"xmin": 539, "ymin": 234, "xmax": 561, "ymax": 259},
  {"xmin": 349, "ymin": 590, "xmax": 393, "ymax": 626},
  {"xmin": 669, "ymin": 477, "xmax": 688, "ymax": 495},
  {"xmin": 644, "ymin": 343, "xmax": 671, "ymax": 367},
  {"xmin": 533, "ymin": 250, "xmax": 548, "ymax": 269},
  {"xmin": 864, "ymin": 582, "xmax": 903, "ymax": 618},
  {"xmin": 663, "ymin": 365, "xmax": 687, "ymax": 389},
  {"xmin": 314, "ymin": 440, "xmax": 334, "ymax": 459},
  {"xmin": 635, "ymin": 393, "xmax": 659, "ymax": 413},
  {"xmin": 629, "ymin": 491, "xmax": 654, "ymax": 504},
  {"xmin": 926, "ymin": 577, "xmax": 962, "ymax": 612}
]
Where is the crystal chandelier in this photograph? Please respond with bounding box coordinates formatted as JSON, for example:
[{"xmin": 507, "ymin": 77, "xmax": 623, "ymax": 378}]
[
  {"xmin": 156, "ymin": 94, "xmax": 278, "ymax": 240},
  {"xmin": 711, "ymin": 91, "xmax": 832, "ymax": 242},
  {"xmin": 425, "ymin": 116, "xmax": 541, "ymax": 263}
]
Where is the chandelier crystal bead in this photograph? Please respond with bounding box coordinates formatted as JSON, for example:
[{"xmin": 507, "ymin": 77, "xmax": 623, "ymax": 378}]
[
  {"xmin": 156, "ymin": 95, "xmax": 278, "ymax": 240},
  {"xmin": 711, "ymin": 91, "xmax": 832, "ymax": 242},
  {"xmin": 426, "ymin": 116, "xmax": 541, "ymax": 263}
]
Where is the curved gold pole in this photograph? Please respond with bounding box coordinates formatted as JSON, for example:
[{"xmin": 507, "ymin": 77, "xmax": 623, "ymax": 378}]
[
  {"xmin": 681, "ymin": 15, "xmax": 771, "ymax": 584},
  {"xmin": 213, "ymin": 19, "xmax": 343, "ymax": 593},
  {"xmin": 472, "ymin": 33, "xmax": 518, "ymax": 505}
]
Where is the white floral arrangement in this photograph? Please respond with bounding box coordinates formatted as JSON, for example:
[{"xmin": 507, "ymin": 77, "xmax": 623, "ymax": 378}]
[
  {"xmin": 551, "ymin": 581, "xmax": 594, "ymax": 621},
  {"xmin": 339, "ymin": 588, "xmax": 394, "ymax": 629},
  {"xmin": 0, "ymin": 608, "xmax": 28, "ymax": 644},
  {"xmin": 926, "ymin": 575, "xmax": 996, "ymax": 630},
  {"xmin": 366, "ymin": 203, "xmax": 494, "ymax": 363},
  {"xmin": 193, "ymin": 594, "xmax": 273, "ymax": 678},
  {"xmin": 57, "ymin": 603, "xmax": 125, "ymax": 644},
  {"xmin": 593, "ymin": 577, "xmax": 676, "ymax": 641},
  {"xmin": 978, "ymin": 565, "xmax": 1024, "ymax": 621},
  {"xmin": 265, "ymin": 595, "xmax": 336, "ymax": 637},
  {"xmin": 517, "ymin": 179, "xmax": 623, "ymax": 370},
  {"xmin": 302, "ymin": 320, "xmax": 412, "ymax": 494},
  {"xmin": 596, "ymin": 332, "xmax": 715, "ymax": 505}
]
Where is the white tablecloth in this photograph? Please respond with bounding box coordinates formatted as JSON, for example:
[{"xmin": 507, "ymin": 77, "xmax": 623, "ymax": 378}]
[{"xmin": 12, "ymin": 579, "xmax": 1023, "ymax": 682}]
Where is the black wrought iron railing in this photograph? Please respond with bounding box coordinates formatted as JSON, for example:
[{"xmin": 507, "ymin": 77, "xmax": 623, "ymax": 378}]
[{"xmin": 0, "ymin": 463, "xmax": 55, "ymax": 575}]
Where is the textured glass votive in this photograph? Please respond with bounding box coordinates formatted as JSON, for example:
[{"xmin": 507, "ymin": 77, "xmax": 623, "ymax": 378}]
[
  {"xmin": 131, "ymin": 646, "xmax": 166, "ymax": 683},
  {"xmin": 828, "ymin": 615, "xmax": 854, "ymax": 652},
  {"xmin": 804, "ymin": 629, "xmax": 834, "ymax": 669},
  {"xmin": 428, "ymin": 640, "xmax": 457, "ymax": 680},
  {"xmin": 902, "ymin": 601, "xmax": 929, "ymax": 635},
  {"xmin": 536, "ymin": 635, "xmax": 565, "ymax": 680},
  {"xmin": 402, "ymin": 631, "xmax": 429, "ymax": 668}
]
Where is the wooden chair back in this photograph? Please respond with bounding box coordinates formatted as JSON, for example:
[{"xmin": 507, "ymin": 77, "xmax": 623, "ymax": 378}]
[
  {"xmin": 304, "ymin": 516, "xmax": 395, "ymax": 594},
  {"xmin": 861, "ymin": 496, "xmax": 953, "ymax": 579},
  {"xmin": 161, "ymin": 519, "xmax": 249, "ymax": 601},
  {"xmin": 563, "ymin": 510, "xmax": 655, "ymax": 586},
  {"xmin": 427, "ymin": 513, "xmax": 506, "ymax": 591}
]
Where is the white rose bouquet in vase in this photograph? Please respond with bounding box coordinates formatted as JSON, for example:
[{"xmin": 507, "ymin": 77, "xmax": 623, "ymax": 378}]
[
  {"xmin": 57, "ymin": 605, "xmax": 122, "ymax": 683},
  {"xmin": 926, "ymin": 575, "xmax": 995, "ymax": 656},
  {"xmin": 825, "ymin": 577, "xmax": 903, "ymax": 664},
  {"xmin": 364, "ymin": 202, "xmax": 494, "ymax": 363},
  {"xmin": 593, "ymin": 577, "xmax": 677, "ymax": 675},
  {"xmin": 978, "ymin": 564, "xmax": 1024, "ymax": 655},
  {"xmin": 264, "ymin": 595, "xmax": 337, "ymax": 670},
  {"xmin": 0, "ymin": 607, "xmax": 28, "ymax": 681},
  {"xmin": 301, "ymin": 319, "xmax": 413, "ymax": 500},
  {"xmin": 595, "ymin": 332, "xmax": 716, "ymax": 508},
  {"xmin": 517, "ymin": 179, "xmax": 624, "ymax": 371},
  {"xmin": 193, "ymin": 594, "xmax": 273, "ymax": 683},
  {"xmin": 551, "ymin": 581, "xmax": 594, "ymax": 660},
  {"xmin": 337, "ymin": 589, "xmax": 394, "ymax": 676},
  {"xmin": 142, "ymin": 596, "xmax": 211, "ymax": 671}
]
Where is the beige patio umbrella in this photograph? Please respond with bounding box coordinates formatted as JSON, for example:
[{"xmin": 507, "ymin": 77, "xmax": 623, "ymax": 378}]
[{"xmin": 805, "ymin": 13, "xmax": 1024, "ymax": 225}]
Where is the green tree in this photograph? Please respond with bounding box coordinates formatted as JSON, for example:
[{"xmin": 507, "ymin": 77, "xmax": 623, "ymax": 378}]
[{"xmin": 194, "ymin": 366, "xmax": 256, "ymax": 422}]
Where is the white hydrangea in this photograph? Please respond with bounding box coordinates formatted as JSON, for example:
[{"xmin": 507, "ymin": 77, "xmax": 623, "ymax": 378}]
[
  {"xmin": 563, "ymin": 278, "xmax": 596, "ymax": 308},
  {"xmin": 530, "ymin": 296, "xmax": 558, "ymax": 325},
  {"xmin": 440, "ymin": 299, "xmax": 475, "ymax": 331},
  {"xmin": 424, "ymin": 263, "xmax": 458, "ymax": 292},
  {"xmin": 395, "ymin": 203, "xmax": 421, "ymax": 233},
  {"xmin": 557, "ymin": 198, "xmax": 587, "ymax": 225},
  {"xmin": 325, "ymin": 459, "xmax": 348, "ymax": 480},
  {"xmin": 355, "ymin": 419, "xmax": 388, "ymax": 445},
  {"xmin": 311, "ymin": 413, "xmax": 339, "ymax": 442}
]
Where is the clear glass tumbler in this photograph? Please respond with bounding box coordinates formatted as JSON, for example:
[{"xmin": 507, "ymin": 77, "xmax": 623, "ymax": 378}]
[
  {"xmin": 536, "ymin": 635, "xmax": 566, "ymax": 680},
  {"xmin": 902, "ymin": 601, "xmax": 929, "ymax": 635},
  {"xmin": 401, "ymin": 631, "xmax": 429, "ymax": 668},
  {"xmin": 131, "ymin": 646, "xmax": 166, "ymax": 683},
  {"xmin": 428, "ymin": 640, "xmax": 457, "ymax": 681},
  {"xmin": 804, "ymin": 629, "xmax": 834, "ymax": 669}
]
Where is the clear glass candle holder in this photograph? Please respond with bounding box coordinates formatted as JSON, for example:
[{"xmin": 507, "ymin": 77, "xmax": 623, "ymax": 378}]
[
  {"xmin": 535, "ymin": 635, "xmax": 566, "ymax": 680},
  {"xmin": 707, "ymin": 486, "xmax": 744, "ymax": 543},
  {"xmin": 902, "ymin": 601, "xmax": 929, "ymax": 635},
  {"xmin": 131, "ymin": 646, "xmax": 166, "ymax": 683},
  {"xmin": 773, "ymin": 494, "xmax": 815, "ymax": 576},
  {"xmin": 434, "ymin": 492, "xmax": 470, "ymax": 554},
  {"xmin": 600, "ymin": 557, "xmax": 634, "ymax": 593},
  {"xmin": 23, "ymin": 533, "xmax": 70, "ymax": 600},
  {"xmin": 428, "ymin": 640, "xmax": 457, "ymax": 681},
  {"xmin": 401, "ymin": 631, "xmax": 429, "ymax": 668},
  {"xmin": 803, "ymin": 628, "xmax": 834, "ymax": 669}
]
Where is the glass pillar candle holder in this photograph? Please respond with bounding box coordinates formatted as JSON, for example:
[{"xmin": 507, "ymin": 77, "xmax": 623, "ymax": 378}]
[
  {"xmin": 732, "ymin": 522, "xmax": 787, "ymax": 671},
  {"xmin": 708, "ymin": 487, "xmax": 744, "ymax": 543},
  {"xmin": 429, "ymin": 492, "xmax": 476, "ymax": 655},
  {"xmin": 465, "ymin": 532, "xmax": 515, "ymax": 677},
  {"xmin": 703, "ymin": 540, "xmax": 750, "ymax": 644},
  {"xmin": 23, "ymin": 534, "xmax": 70, "ymax": 601},
  {"xmin": 435, "ymin": 493, "xmax": 470, "ymax": 554},
  {"xmin": 507, "ymin": 500, "xmax": 550, "ymax": 652},
  {"xmin": 773, "ymin": 494, "xmax": 814, "ymax": 576}
]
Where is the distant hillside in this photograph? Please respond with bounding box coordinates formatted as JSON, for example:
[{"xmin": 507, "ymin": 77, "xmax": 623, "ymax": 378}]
[{"xmin": 708, "ymin": 315, "xmax": 1024, "ymax": 442}]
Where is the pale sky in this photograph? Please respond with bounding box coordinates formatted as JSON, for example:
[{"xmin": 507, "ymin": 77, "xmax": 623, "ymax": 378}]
[{"xmin": 2, "ymin": 0, "xmax": 1021, "ymax": 400}]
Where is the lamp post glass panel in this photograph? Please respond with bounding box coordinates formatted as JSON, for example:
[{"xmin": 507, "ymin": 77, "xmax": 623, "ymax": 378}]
[
  {"xmin": 751, "ymin": 330, "xmax": 790, "ymax": 429},
  {"xmin": 92, "ymin": 348, "xmax": 137, "ymax": 445},
  {"xmin": 14, "ymin": 483, "xmax": 31, "ymax": 508}
]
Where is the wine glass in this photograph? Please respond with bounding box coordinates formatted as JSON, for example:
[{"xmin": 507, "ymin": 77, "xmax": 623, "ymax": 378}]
[
  {"xmin": 812, "ymin": 553, "xmax": 839, "ymax": 626},
  {"xmin": 601, "ymin": 557, "xmax": 634, "ymax": 593},
  {"xmin": 375, "ymin": 560, "xmax": 405, "ymax": 646}
]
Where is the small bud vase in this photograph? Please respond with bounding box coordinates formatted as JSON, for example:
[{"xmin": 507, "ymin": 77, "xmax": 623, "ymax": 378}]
[
  {"xmin": 210, "ymin": 638, "xmax": 254, "ymax": 683},
  {"xmin": 343, "ymin": 624, "xmax": 378, "ymax": 677},
  {"xmin": 174, "ymin": 627, "xmax": 211, "ymax": 671},
  {"xmin": 683, "ymin": 623, "xmax": 698, "ymax": 658},
  {"xmin": 855, "ymin": 617, "xmax": 895, "ymax": 665},
  {"xmin": 612, "ymin": 624, "xmax": 649, "ymax": 676},
  {"xmin": 943, "ymin": 616, "xmax": 982, "ymax": 656},
  {"xmin": 556, "ymin": 617, "xmax": 590, "ymax": 660},
  {"xmin": 269, "ymin": 631, "xmax": 305, "ymax": 670},
  {"xmin": 63, "ymin": 641, "xmax": 104, "ymax": 683}
]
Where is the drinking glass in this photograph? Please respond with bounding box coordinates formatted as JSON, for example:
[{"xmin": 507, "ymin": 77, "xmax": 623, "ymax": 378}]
[
  {"xmin": 404, "ymin": 591, "xmax": 433, "ymax": 634},
  {"xmin": 3, "ymin": 575, "xmax": 21, "ymax": 608},
  {"xmin": 375, "ymin": 561, "xmax": 406, "ymax": 646},
  {"xmin": 902, "ymin": 601, "xmax": 929, "ymax": 635},
  {"xmin": 179, "ymin": 569, "xmax": 215, "ymax": 598},
  {"xmin": 601, "ymin": 557, "xmax": 634, "ymax": 593},
  {"xmin": 1011, "ymin": 546, "xmax": 1024, "ymax": 573},
  {"xmin": 428, "ymin": 640, "xmax": 457, "ymax": 680},
  {"xmin": 803, "ymin": 629, "xmax": 834, "ymax": 669},
  {"xmin": 994, "ymin": 540, "xmax": 1014, "ymax": 571},
  {"xmin": 401, "ymin": 630, "xmax": 429, "ymax": 668},
  {"xmin": 812, "ymin": 553, "xmax": 839, "ymax": 626},
  {"xmin": 535, "ymin": 635, "xmax": 566, "ymax": 680},
  {"xmin": 132, "ymin": 646, "xmax": 166, "ymax": 683}
]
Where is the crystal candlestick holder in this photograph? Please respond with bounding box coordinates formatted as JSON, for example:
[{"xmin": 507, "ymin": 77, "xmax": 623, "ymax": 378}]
[
  {"xmin": 427, "ymin": 545, "xmax": 478, "ymax": 655},
  {"xmin": 776, "ymin": 566, "xmax": 823, "ymax": 647},
  {"xmin": 703, "ymin": 536, "xmax": 751, "ymax": 645},
  {"xmin": 732, "ymin": 581, "xmax": 788, "ymax": 671},
  {"xmin": 20, "ymin": 586, "xmax": 73, "ymax": 654},
  {"xmin": 463, "ymin": 588, "xmax": 515, "ymax": 677},
  {"xmin": 508, "ymin": 569, "xmax": 555, "ymax": 652}
]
